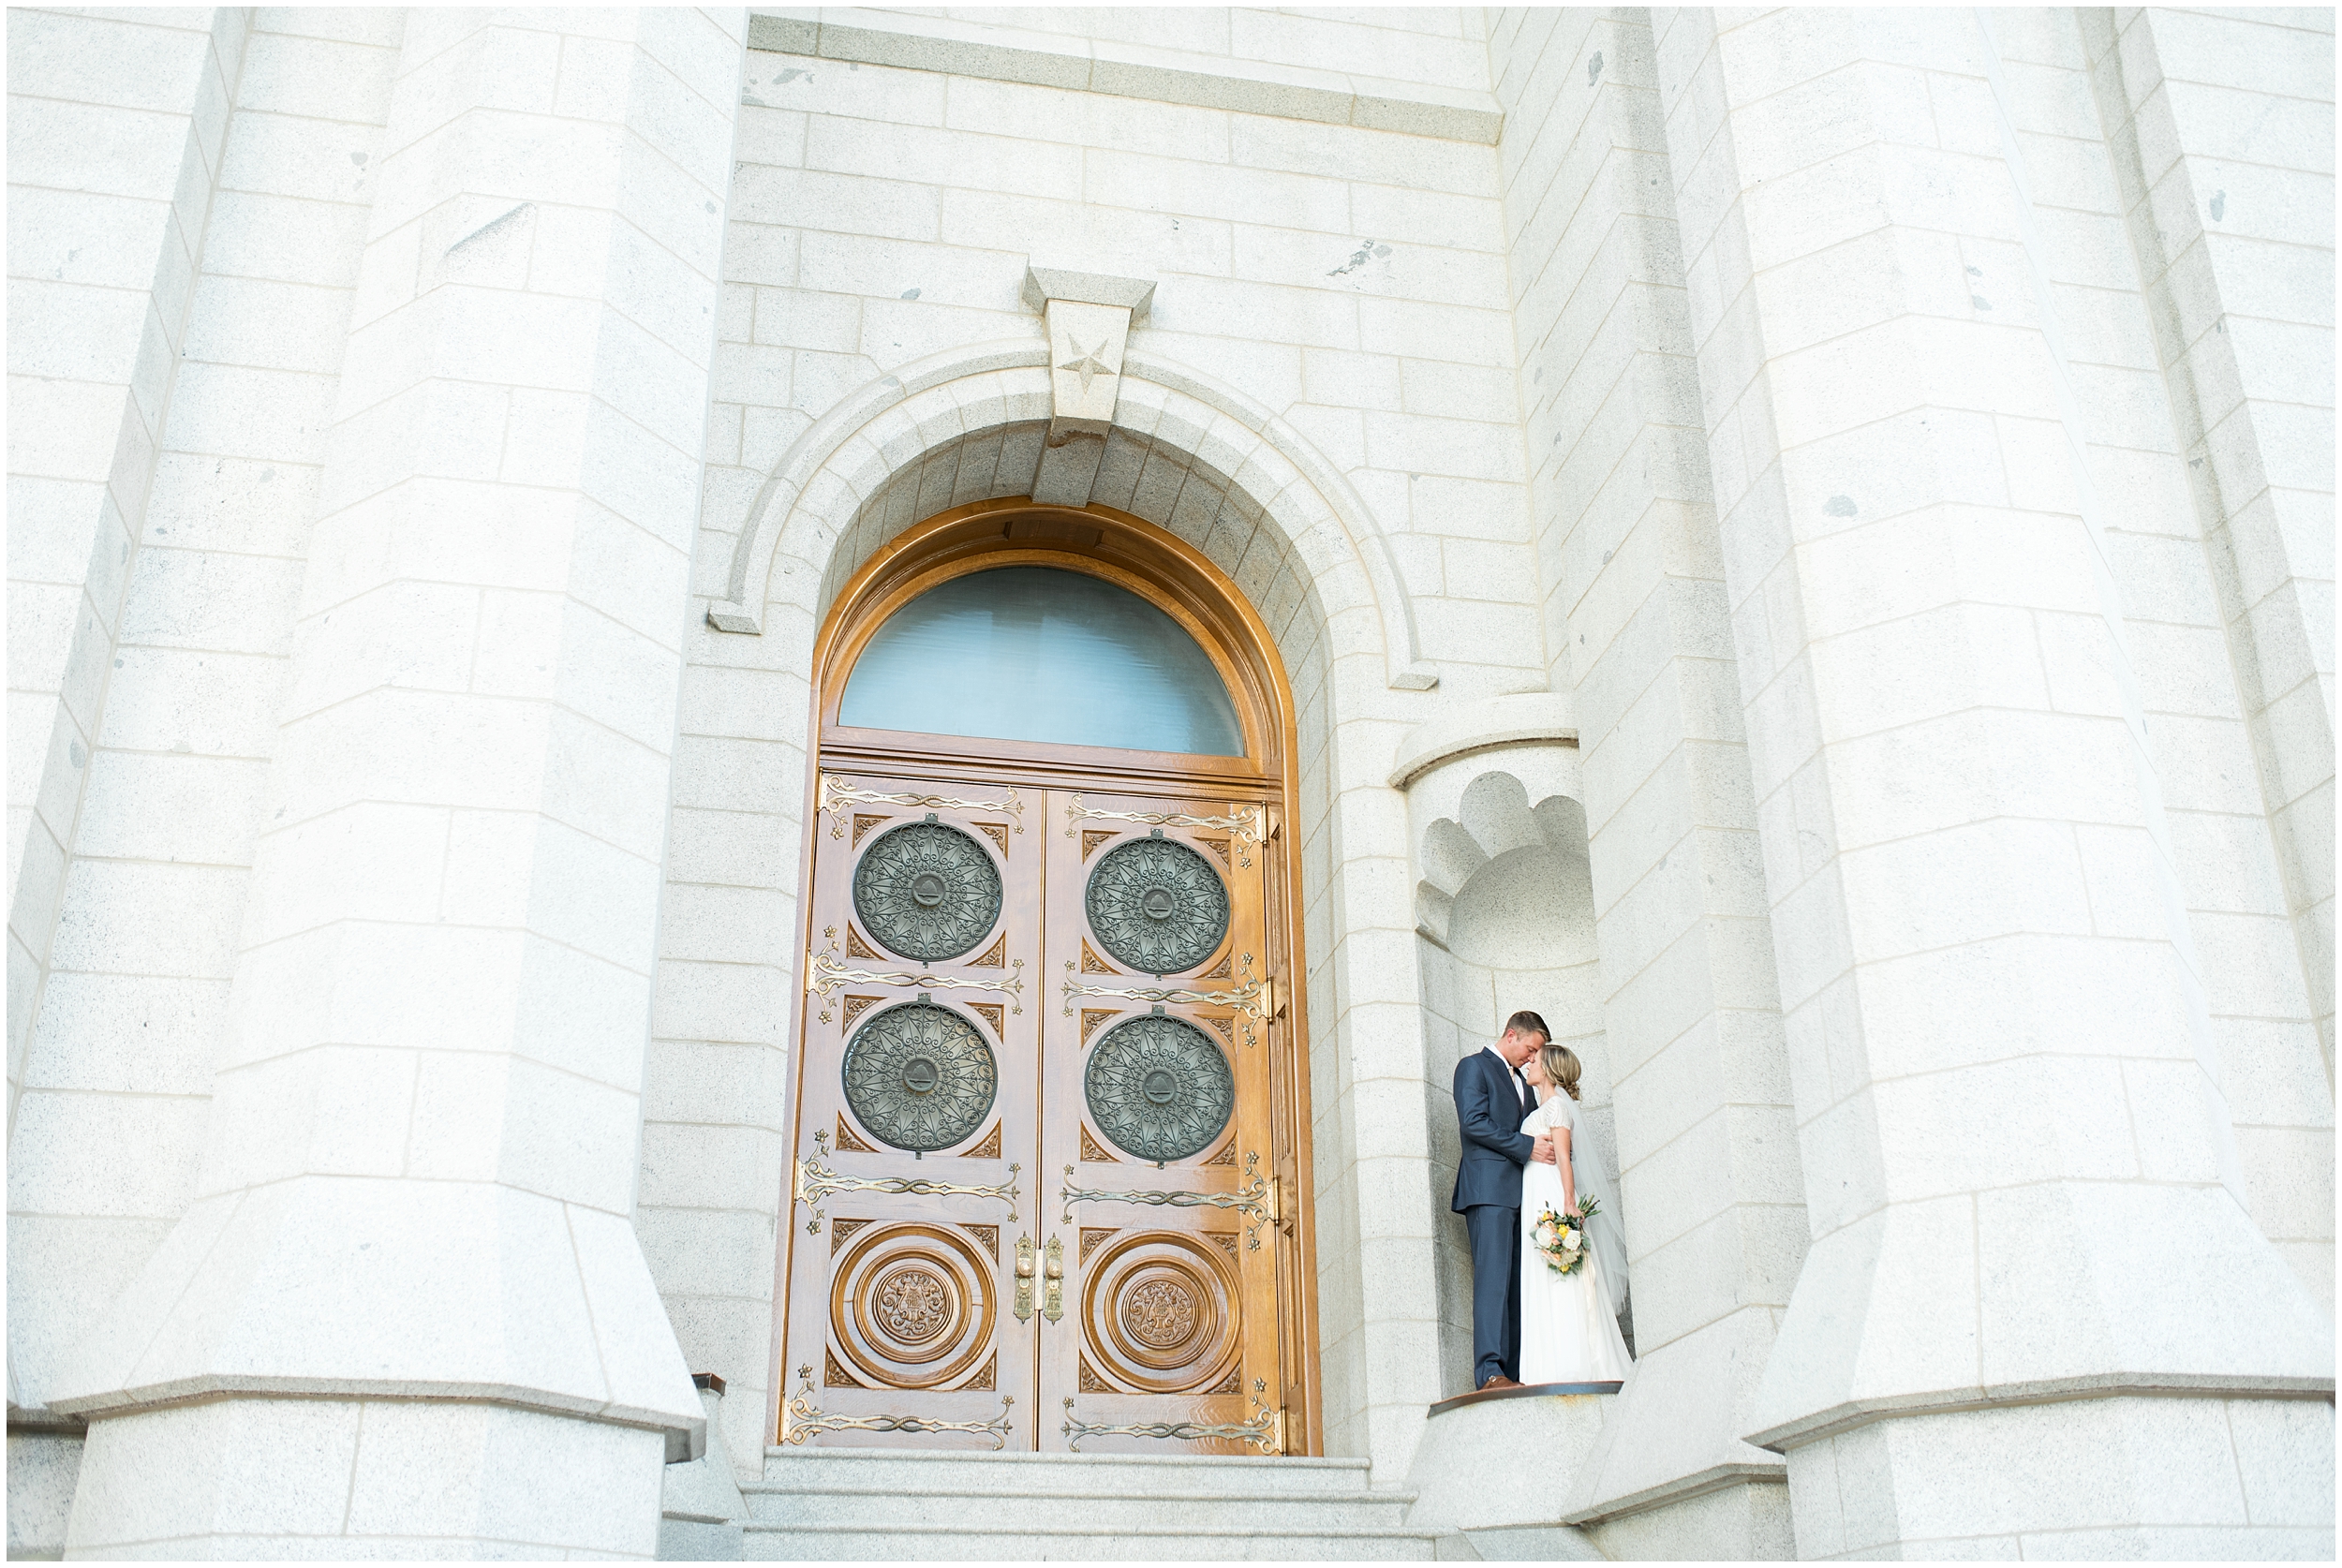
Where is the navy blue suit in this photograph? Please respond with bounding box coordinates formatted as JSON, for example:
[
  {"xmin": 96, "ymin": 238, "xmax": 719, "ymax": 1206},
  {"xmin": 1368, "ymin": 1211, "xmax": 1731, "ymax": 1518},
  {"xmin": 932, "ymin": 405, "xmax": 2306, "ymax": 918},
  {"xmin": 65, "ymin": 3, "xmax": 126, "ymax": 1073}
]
[{"xmin": 1452, "ymin": 1049, "xmax": 1538, "ymax": 1387}]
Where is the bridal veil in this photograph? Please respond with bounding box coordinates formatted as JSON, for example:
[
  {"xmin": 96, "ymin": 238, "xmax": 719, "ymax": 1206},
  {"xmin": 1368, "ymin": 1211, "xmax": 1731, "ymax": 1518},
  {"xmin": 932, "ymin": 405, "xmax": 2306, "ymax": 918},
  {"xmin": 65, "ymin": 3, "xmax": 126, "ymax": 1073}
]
[{"xmin": 1553, "ymin": 1089, "xmax": 1629, "ymax": 1312}]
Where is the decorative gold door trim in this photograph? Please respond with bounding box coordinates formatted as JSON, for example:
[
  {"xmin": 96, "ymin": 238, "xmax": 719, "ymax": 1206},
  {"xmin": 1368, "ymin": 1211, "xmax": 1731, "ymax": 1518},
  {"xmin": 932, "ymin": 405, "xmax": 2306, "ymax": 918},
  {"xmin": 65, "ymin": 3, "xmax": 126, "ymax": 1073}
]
[
  {"xmin": 1062, "ymin": 793, "xmax": 1263, "ymax": 865},
  {"xmin": 786, "ymin": 1366, "xmax": 1016, "ymax": 1450},
  {"xmin": 1060, "ymin": 961, "xmax": 1270, "ymax": 1045},
  {"xmin": 1060, "ymin": 1152, "xmax": 1274, "ymax": 1249},
  {"xmin": 822, "ymin": 774, "xmax": 1025, "ymax": 837},
  {"xmin": 1060, "ymin": 1382, "xmax": 1282, "ymax": 1454},
  {"xmin": 809, "ymin": 950, "xmax": 1026, "ymax": 1015},
  {"xmin": 796, "ymin": 1132, "xmax": 1021, "ymax": 1231}
]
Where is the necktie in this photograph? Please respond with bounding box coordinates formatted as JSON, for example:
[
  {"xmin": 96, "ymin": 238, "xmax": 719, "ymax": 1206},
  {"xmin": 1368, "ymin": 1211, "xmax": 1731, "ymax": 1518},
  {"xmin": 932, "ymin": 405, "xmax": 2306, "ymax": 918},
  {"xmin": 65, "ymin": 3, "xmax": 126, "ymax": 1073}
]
[{"xmin": 1510, "ymin": 1066, "xmax": 1527, "ymax": 1105}]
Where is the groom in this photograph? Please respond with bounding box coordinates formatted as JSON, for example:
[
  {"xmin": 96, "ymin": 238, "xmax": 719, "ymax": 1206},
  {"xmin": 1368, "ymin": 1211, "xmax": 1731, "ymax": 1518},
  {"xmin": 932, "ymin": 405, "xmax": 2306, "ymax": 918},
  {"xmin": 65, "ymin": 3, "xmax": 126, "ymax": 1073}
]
[{"xmin": 1451, "ymin": 1010, "xmax": 1557, "ymax": 1391}]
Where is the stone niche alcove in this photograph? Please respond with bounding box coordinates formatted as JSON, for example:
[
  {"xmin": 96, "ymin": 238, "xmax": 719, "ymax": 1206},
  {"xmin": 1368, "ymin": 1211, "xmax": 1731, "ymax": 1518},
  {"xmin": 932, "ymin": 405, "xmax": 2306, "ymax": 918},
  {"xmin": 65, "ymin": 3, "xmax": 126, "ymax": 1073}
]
[{"xmin": 1397, "ymin": 703, "xmax": 1631, "ymax": 1398}]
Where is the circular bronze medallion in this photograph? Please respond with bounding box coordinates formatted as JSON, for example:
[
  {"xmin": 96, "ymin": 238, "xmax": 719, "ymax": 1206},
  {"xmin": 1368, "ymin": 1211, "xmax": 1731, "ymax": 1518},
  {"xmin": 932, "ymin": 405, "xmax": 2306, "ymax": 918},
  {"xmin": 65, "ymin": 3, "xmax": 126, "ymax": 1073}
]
[
  {"xmin": 1080, "ymin": 1231, "xmax": 1242, "ymax": 1394},
  {"xmin": 875, "ymin": 1265, "xmax": 952, "ymax": 1344},
  {"xmin": 842, "ymin": 1002, "xmax": 998, "ymax": 1153},
  {"xmin": 1085, "ymin": 836, "xmax": 1229, "ymax": 974},
  {"xmin": 1122, "ymin": 1277, "xmax": 1201, "ymax": 1351},
  {"xmin": 832, "ymin": 1222, "xmax": 996, "ymax": 1388},
  {"xmin": 853, "ymin": 821, "xmax": 1001, "ymax": 962},
  {"xmin": 1084, "ymin": 1013, "xmax": 1233, "ymax": 1164}
]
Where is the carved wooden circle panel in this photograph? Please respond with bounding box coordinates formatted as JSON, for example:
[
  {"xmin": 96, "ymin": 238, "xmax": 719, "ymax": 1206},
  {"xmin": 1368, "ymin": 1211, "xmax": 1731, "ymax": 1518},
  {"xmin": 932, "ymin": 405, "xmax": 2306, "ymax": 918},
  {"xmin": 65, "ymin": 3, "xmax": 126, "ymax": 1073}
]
[
  {"xmin": 1084, "ymin": 1014, "xmax": 1234, "ymax": 1163},
  {"xmin": 1084, "ymin": 836, "xmax": 1228, "ymax": 974},
  {"xmin": 853, "ymin": 821, "xmax": 1002, "ymax": 961},
  {"xmin": 1080, "ymin": 1231, "xmax": 1241, "ymax": 1394},
  {"xmin": 841, "ymin": 1002, "xmax": 998, "ymax": 1152},
  {"xmin": 832, "ymin": 1222, "xmax": 996, "ymax": 1389}
]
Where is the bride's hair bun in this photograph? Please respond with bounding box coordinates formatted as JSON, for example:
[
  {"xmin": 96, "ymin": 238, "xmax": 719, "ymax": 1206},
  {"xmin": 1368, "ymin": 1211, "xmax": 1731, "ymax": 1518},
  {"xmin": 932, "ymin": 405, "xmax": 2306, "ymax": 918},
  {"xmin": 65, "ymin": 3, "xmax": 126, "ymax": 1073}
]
[{"xmin": 1540, "ymin": 1043, "xmax": 1584, "ymax": 1101}]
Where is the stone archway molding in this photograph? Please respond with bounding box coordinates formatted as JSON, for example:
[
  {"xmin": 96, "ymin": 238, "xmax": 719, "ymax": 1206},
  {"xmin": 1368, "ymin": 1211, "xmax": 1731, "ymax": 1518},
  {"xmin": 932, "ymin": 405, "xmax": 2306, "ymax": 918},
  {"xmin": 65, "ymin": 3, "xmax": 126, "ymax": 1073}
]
[
  {"xmin": 706, "ymin": 339, "xmax": 1440, "ymax": 691},
  {"xmin": 1387, "ymin": 691, "xmax": 1576, "ymax": 790}
]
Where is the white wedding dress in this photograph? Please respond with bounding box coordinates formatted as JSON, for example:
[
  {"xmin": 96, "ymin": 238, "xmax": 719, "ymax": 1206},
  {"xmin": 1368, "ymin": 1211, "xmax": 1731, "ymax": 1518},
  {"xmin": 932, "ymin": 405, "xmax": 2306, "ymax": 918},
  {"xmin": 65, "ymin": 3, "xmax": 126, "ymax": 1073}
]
[{"xmin": 1517, "ymin": 1094, "xmax": 1633, "ymax": 1384}]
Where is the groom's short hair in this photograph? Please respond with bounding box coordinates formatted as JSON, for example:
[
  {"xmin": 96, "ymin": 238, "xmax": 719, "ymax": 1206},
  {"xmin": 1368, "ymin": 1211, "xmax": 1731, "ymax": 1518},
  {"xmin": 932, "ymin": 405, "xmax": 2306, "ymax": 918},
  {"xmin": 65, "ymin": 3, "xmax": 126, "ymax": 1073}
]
[{"xmin": 1503, "ymin": 1010, "xmax": 1549, "ymax": 1043}]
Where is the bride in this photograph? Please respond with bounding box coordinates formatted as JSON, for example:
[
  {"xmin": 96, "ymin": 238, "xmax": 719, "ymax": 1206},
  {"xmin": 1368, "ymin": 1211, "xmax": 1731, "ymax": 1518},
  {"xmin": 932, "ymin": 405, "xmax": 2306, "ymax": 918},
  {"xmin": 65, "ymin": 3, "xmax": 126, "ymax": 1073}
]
[{"xmin": 1518, "ymin": 1042, "xmax": 1633, "ymax": 1383}]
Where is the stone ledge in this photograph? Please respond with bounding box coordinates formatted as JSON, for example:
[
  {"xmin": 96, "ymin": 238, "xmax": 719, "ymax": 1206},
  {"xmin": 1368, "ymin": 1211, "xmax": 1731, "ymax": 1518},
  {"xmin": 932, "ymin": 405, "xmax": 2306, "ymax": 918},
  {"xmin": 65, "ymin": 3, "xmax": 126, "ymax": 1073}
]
[
  {"xmin": 1745, "ymin": 1374, "xmax": 2341, "ymax": 1455},
  {"xmin": 1556, "ymin": 1459, "xmax": 1786, "ymax": 1528},
  {"xmin": 1022, "ymin": 265, "xmax": 1155, "ymax": 318},
  {"xmin": 40, "ymin": 1181, "xmax": 706, "ymax": 1463},
  {"xmin": 1427, "ymin": 1380, "xmax": 1621, "ymax": 1418},
  {"xmin": 6, "ymin": 1404, "xmax": 86, "ymax": 1436},
  {"xmin": 1405, "ymin": 1386, "xmax": 1612, "ymax": 1543},
  {"xmin": 734, "ymin": 1518, "xmax": 1446, "ymax": 1554},
  {"xmin": 745, "ymin": 7, "xmax": 1504, "ymax": 144}
]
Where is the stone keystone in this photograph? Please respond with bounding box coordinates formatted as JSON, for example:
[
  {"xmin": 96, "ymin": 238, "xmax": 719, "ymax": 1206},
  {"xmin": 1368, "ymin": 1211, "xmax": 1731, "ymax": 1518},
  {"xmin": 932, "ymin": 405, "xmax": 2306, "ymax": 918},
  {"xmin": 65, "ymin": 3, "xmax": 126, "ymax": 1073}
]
[{"xmin": 1023, "ymin": 263, "xmax": 1158, "ymax": 503}]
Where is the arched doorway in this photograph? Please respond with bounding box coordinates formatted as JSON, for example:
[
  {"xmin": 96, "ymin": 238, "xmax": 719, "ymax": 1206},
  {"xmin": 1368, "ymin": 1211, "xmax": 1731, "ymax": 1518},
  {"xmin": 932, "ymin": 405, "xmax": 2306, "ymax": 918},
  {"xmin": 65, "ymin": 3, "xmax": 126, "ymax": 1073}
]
[{"xmin": 775, "ymin": 498, "xmax": 1319, "ymax": 1456}]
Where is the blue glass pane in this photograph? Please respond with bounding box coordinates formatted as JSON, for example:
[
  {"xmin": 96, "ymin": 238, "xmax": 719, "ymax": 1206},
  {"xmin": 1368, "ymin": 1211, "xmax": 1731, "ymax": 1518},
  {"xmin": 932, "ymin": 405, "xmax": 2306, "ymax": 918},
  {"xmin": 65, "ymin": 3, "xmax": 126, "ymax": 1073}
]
[{"xmin": 839, "ymin": 567, "xmax": 1245, "ymax": 756}]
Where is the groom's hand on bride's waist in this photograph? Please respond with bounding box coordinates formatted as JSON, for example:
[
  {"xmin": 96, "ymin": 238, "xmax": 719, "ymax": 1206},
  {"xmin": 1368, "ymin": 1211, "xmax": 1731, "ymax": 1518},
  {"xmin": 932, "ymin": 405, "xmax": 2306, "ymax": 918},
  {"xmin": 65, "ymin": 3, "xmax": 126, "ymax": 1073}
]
[{"xmin": 1530, "ymin": 1133, "xmax": 1557, "ymax": 1165}]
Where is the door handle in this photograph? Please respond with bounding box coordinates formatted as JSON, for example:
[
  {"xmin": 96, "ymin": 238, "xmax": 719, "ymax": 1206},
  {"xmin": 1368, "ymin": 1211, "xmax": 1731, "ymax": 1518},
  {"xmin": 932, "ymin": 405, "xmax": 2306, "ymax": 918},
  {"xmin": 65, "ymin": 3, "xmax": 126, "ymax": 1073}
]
[
  {"xmin": 1042, "ymin": 1235, "xmax": 1064, "ymax": 1324},
  {"xmin": 1015, "ymin": 1234, "xmax": 1036, "ymax": 1324}
]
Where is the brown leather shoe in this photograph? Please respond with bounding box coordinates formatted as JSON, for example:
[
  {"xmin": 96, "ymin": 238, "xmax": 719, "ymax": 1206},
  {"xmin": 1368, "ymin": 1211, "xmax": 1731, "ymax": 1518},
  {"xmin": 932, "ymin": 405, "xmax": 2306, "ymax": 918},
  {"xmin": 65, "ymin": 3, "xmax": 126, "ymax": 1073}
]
[{"xmin": 1478, "ymin": 1374, "xmax": 1522, "ymax": 1392}]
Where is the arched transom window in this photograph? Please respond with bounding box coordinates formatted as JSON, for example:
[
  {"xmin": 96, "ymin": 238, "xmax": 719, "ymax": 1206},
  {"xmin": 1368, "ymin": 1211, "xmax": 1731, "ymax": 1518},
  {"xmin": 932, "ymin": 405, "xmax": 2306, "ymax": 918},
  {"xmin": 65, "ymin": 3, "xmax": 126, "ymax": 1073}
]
[{"xmin": 838, "ymin": 566, "xmax": 1244, "ymax": 757}]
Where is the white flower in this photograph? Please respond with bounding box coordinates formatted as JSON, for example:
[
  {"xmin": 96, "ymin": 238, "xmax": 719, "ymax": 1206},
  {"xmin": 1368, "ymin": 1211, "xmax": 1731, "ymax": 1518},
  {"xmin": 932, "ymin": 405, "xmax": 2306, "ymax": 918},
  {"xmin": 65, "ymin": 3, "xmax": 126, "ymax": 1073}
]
[{"xmin": 1562, "ymin": 1229, "xmax": 1581, "ymax": 1250}]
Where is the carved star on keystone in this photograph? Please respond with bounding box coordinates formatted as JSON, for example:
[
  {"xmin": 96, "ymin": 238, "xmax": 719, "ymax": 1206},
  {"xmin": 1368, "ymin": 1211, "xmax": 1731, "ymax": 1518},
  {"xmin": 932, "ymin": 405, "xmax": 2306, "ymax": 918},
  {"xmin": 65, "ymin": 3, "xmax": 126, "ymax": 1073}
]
[{"xmin": 1057, "ymin": 336, "xmax": 1117, "ymax": 396}]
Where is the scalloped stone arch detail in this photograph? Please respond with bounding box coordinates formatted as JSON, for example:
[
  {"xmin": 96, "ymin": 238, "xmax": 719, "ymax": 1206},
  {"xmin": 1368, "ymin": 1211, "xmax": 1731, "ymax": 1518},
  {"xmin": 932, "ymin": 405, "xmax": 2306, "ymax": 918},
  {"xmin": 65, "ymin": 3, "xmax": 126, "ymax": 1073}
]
[
  {"xmin": 1414, "ymin": 770, "xmax": 1590, "ymax": 953},
  {"xmin": 705, "ymin": 340, "xmax": 1433, "ymax": 692}
]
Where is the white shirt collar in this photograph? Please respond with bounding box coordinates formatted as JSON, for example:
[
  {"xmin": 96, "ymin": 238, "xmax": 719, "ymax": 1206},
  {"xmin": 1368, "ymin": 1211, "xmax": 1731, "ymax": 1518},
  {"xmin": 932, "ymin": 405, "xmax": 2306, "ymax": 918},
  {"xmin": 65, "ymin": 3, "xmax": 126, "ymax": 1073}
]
[{"xmin": 1484, "ymin": 1043, "xmax": 1526, "ymax": 1101}]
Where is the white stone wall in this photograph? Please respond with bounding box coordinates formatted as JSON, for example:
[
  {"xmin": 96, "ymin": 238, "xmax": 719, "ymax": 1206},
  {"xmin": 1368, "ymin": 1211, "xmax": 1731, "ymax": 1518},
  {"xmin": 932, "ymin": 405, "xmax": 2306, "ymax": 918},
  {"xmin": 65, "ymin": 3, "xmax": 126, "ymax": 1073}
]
[
  {"xmin": 10, "ymin": 2, "xmax": 387, "ymax": 1411},
  {"xmin": 857, "ymin": 5, "xmax": 1495, "ymax": 96},
  {"xmin": 696, "ymin": 25, "xmax": 1539, "ymax": 706},
  {"xmin": 16, "ymin": 7, "xmax": 744, "ymax": 1558},
  {"xmin": 1485, "ymin": 7, "xmax": 1802, "ymax": 1554},
  {"xmin": 2086, "ymin": 7, "xmax": 2335, "ymax": 1309},
  {"xmin": 2092, "ymin": 8, "xmax": 2334, "ymax": 1080},
  {"xmin": 6, "ymin": 10, "xmax": 226, "ymax": 1072},
  {"xmin": 2, "ymin": 6, "xmax": 2330, "ymax": 1559},
  {"xmin": 7, "ymin": 4, "xmax": 245, "ymax": 1163},
  {"xmin": 744, "ymin": 5, "xmax": 1504, "ymax": 140},
  {"xmin": 1653, "ymin": 4, "xmax": 2330, "ymax": 1555}
]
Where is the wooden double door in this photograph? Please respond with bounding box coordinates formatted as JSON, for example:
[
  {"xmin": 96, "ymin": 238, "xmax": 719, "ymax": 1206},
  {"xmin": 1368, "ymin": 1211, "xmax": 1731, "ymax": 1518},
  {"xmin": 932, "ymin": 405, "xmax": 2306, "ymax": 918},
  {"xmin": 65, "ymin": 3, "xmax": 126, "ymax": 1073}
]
[{"xmin": 780, "ymin": 765, "xmax": 1301, "ymax": 1453}]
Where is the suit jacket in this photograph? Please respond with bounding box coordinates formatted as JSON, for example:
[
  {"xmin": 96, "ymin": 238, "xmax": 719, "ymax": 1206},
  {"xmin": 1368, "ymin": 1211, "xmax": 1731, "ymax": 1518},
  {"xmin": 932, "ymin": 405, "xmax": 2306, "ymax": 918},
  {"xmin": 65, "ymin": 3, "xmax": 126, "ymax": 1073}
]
[{"xmin": 1450, "ymin": 1049, "xmax": 1538, "ymax": 1213}]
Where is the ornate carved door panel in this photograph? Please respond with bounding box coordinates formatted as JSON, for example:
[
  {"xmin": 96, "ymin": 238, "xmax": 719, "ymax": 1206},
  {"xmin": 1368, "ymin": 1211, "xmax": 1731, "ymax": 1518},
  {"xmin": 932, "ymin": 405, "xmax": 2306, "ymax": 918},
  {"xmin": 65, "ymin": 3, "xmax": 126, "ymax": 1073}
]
[
  {"xmin": 1045, "ymin": 787, "xmax": 1284, "ymax": 1455},
  {"xmin": 781, "ymin": 770, "xmax": 1296, "ymax": 1455},
  {"xmin": 781, "ymin": 771, "xmax": 1037, "ymax": 1450}
]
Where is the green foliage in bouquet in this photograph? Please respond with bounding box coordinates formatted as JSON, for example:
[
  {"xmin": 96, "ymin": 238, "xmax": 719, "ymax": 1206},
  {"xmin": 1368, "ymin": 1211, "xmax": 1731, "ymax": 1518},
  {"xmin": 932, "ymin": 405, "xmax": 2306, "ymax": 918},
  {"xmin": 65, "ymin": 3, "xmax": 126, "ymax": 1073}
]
[{"xmin": 1530, "ymin": 1195, "xmax": 1601, "ymax": 1276}]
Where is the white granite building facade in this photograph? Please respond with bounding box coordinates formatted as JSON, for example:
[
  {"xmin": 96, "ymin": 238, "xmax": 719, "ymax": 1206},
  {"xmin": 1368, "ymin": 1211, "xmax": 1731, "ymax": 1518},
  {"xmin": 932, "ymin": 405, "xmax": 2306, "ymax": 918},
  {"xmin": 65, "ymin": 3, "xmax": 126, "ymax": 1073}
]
[{"xmin": 6, "ymin": 5, "xmax": 2333, "ymax": 1560}]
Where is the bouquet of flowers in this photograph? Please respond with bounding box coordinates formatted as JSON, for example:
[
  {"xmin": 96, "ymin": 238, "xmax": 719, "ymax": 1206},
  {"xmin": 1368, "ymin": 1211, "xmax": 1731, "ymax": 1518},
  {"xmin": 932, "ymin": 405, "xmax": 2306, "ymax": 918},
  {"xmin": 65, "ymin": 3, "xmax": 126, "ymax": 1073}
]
[{"xmin": 1531, "ymin": 1195, "xmax": 1601, "ymax": 1276}]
